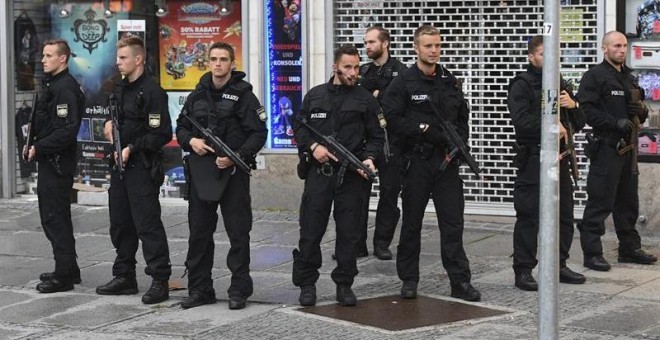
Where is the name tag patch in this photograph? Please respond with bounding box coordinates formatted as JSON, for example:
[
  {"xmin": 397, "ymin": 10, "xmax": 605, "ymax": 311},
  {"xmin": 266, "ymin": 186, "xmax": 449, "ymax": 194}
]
[
  {"xmin": 256, "ymin": 106, "xmax": 267, "ymax": 122},
  {"xmin": 148, "ymin": 114, "xmax": 161, "ymax": 128},
  {"xmin": 411, "ymin": 94, "xmax": 428, "ymax": 102},
  {"xmin": 56, "ymin": 104, "xmax": 68, "ymax": 118},
  {"xmin": 311, "ymin": 112, "xmax": 326, "ymax": 119},
  {"xmin": 223, "ymin": 93, "xmax": 239, "ymax": 101}
]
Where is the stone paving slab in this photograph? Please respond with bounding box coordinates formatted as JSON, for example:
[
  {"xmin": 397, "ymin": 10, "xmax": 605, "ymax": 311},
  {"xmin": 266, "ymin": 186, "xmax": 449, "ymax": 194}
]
[
  {"xmin": 0, "ymin": 324, "xmax": 50, "ymax": 340},
  {"xmin": 99, "ymin": 302, "xmax": 278, "ymax": 337},
  {"xmin": 0, "ymin": 292, "xmax": 98, "ymax": 324},
  {"xmin": 619, "ymin": 277, "xmax": 660, "ymax": 302},
  {"xmin": 564, "ymin": 298, "xmax": 660, "ymax": 335}
]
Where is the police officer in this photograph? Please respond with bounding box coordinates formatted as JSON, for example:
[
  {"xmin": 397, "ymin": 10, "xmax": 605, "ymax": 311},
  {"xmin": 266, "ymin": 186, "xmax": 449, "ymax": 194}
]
[
  {"xmin": 293, "ymin": 44, "xmax": 384, "ymax": 307},
  {"xmin": 507, "ymin": 36, "xmax": 586, "ymax": 291},
  {"xmin": 175, "ymin": 42, "xmax": 267, "ymax": 310},
  {"xmin": 97, "ymin": 37, "xmax": 172, "ymax": 304},
  {"xmin": 356, "ymin": 25, "xmax": 408, "ymax": 260},
  {"xmin": 28, "ymin": 39, "xmax": 85, "ymax": 293},
  {"xmin": 382, "ymin": 25, "xmax": 480, "ymax": 302},
  {"xmin": 577, "ymin": 31, "xmax": 657, "ymax": 271}
]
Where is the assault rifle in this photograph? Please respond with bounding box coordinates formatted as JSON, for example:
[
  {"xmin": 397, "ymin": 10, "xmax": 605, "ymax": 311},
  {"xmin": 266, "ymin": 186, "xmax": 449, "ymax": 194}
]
[
  {"xmin": 298, "ymin": 117, "xmax": 377, "ymax": 183},
  {"xmin": 559, "ymin": 81, "xmax": 580, "ymax": 187},
  {"xmin": 182, "ymin": 110, "xmax": 252, "ymax": 175},
  {"xmin": 425, "ymin": 98, "xmax": 481, "ymax": 178},
  {"xmin": 108, "ymin": 94, "xmax": 124, "ymax": 179},
  {"xmin": 23, "ymin": 92, "xmax": 37, "ymax": 161}
]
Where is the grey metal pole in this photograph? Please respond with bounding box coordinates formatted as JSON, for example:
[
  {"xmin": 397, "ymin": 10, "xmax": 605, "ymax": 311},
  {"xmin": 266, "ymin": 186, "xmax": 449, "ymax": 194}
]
[{"xmin": 538, "ymin": 0, "xmax": 560, "ymax": 339}]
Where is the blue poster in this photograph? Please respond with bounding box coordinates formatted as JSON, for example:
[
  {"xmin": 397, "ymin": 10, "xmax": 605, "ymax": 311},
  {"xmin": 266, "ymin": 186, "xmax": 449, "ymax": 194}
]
[
  {"xmin": 265, "ymin": 0, "xmax": 303, "ymax": 150},
  {"xmin": 51, "ymin": 3, "xmax": 127, "ymax": 180}
]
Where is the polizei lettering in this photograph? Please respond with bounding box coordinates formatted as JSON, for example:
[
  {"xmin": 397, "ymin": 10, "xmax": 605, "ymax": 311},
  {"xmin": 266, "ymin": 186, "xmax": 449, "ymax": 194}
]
[
  {"xmin": 411, "ymin": 94, "xmax": 428, "ymax": 101},
  {"xmin": 222, "ymin": 93, "xmax": 239, "ymax": 101},
  {"xmin": 610, "ymin": 90, "xmax": 625, "ymax": 96}
]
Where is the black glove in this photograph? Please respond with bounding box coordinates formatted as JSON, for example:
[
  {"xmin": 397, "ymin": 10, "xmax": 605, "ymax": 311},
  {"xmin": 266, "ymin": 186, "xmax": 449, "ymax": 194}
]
[
  {"xmin": 616, "ymin": 118, "xmax": 634, "ymax": 134},
  {"xmin": 627, "ymin": 101, "xmax": 644, "ymax": 117},
  {"xmin": 423, "ymin": 126, "xmax": 450, "ymax": 146}
]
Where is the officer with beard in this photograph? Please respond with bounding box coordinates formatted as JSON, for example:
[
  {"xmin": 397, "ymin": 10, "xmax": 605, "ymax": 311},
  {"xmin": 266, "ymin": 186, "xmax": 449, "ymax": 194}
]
[
  {"xmin": 356, "ymin": 25, "xmax": 407, "ymax": 260},
  {"xmin": 507, "ymin": 35, "xmax": 586, "ymax": 291},
  {"xmin": 382, "ymin": 25, "xmax": 480, "ymax": 302},
  {"xmin": 293, "ymin": 44, "xmax": 384, "ymax": 307},
  {"xmin": 577, "ymin": 31, "xmax": 657, "ymax": 270}
]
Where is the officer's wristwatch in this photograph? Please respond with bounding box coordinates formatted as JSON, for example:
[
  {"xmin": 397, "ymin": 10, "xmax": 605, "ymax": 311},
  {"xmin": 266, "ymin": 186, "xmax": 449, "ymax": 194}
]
[{"xmin": 419, "ymin": 123, "xmax": 428, "ymax": 134}]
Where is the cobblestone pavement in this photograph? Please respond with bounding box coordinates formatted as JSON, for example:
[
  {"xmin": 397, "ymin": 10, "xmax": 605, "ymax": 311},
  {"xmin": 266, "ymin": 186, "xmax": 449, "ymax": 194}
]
[{"xmin": 0, "ymin": 197, "xmax": 659, "ymax": 339}]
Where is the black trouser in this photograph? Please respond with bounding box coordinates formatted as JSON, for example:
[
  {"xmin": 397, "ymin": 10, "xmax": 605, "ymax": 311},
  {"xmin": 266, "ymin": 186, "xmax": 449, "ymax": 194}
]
[
  {"xmin": 186, "ymin": 170, "xmax": 253, "ymax": 298},
  {"xmin": 396, "ymin": 152, "xmax": 471, "ymax": 285},
  {"xmin": 109, "ymin": 156, "xmax": 171, "ymax": 280},
  {"xmin": 358, "ymin": 152, "xmax": 402, "ymax": 251},
  {"xmin": 579, "ymin": 142, "xmax": 641, "ymax": 257},
  {"xmin": 37, "ymin": 153, "xmax": 78, "ymax": 280},
  {"xmin": 512, "ymin": 154, "xmax": 575, "ymax": 272},
  {"xmin": 293, "ymin": 165, "xmax": 365, "ymax": 287}
]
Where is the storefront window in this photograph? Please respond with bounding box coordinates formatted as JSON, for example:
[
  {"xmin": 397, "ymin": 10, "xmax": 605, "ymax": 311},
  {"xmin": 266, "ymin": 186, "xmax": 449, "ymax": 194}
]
[{"xmin": 11, "ymin": 0, "xmax": 244, "ymax": 197}]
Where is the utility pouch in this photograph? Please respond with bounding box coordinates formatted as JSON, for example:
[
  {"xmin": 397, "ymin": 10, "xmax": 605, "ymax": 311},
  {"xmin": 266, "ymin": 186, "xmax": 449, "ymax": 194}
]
[
  {"xmin": 584, "ymin": 133, "xmax": 600, "ymax": 160},
  {"xmin": 297, "ymin": 152, "xmax": 311, "ymax": 180}
]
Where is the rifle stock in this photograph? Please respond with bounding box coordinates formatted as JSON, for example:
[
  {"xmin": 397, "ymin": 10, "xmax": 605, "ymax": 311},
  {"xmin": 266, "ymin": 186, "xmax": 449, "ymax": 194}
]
[
  {"xmin": 182, "ymin": 111, "xmax": 252, "ymax": 175},
  {"xmin": 424, "ymin": 98, "xmax": 481, "ymax": 178},
  {"xmin": 298, "ymin": 118, "xmax": 376, "ymax": 182}
]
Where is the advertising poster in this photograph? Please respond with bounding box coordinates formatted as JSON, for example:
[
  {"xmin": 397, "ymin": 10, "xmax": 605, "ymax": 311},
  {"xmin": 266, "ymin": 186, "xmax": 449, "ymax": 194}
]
[
  {"xmin": 51, "ymin": 3, "xmax": 128, "ymax": 181},
  {"xmin": 158, "ymin": 1, "xmax": 243, "ymax": 90},
  {"xmin": 266, "ymin": 0, "xmax": 303, "ymax": 150},
  {"xmin": 162, "ymin": 92, "xmax": 189, "ymax": 193}
]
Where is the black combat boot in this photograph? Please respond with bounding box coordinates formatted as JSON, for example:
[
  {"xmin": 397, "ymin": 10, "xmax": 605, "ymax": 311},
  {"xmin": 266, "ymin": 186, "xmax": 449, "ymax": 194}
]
[
  {"xmin": 618, "ymin": 249, "xmax": 658, "ymax": 265},
  {"xmin": 583, "ymin": 255, "xmax": 611, "ymax": 271},
  {"xmin": 181, "ymin": 287, "xmax": 217, "ymax": 309},
  {"xmin": 451, "ymin": 282, "xmax": 481, "ymax": 301},
  {"xmin": 142, "ymin": 279, "xmax": 169, "ymax": 304},
  {"xmin": 514, "ymin": 270, "xmax": 538, "ymax": 291},
  {"xmin": 36, "ymin": 277, "xmax": 74, "ymax": 293},
  {"xmin": 299, "ymin": 285, "xmax": 317, "ymax": 306},
  {"xmin": 336, "ymin": 285, "xmax": 357, "ymax": 306},
  {"xmin": 96, "ymin": 276, "xmax": 139, "ymax": 295},
  {"xmin": 400, "ymin": 280, "xmax": 418, "ymax": 299},
  {"xmin": 559, "ymin": 266, "xmax": 586, "ymax": 284}
]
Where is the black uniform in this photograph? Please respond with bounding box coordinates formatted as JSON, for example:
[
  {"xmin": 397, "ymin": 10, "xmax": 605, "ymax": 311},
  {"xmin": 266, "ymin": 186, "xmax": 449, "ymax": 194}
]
[
  {"xmin": 108, "ymin": 73, "xmax": 172, "ymax": 281},
  {"xmin": 577, "ymin": 61, "xmax": 647, "ymax": 257},
  {"xmin": 292, "ymin": 78, "xmax": 384, "ymax": 287},
  {"xmin": 357, "ymin": 56, "xmax": 407, "ymax": 254},
  {"xmin": 33, "ymin": 68, "xmax": 85, "ymax": 281},
  {"xmin": 507, "ymin": 64, "xmax": 585, "ymax": 273},
  {"xmin": 382, "ymin": 64, "xmax": 472, "ymax": 286},
  {"xmin": 176, "ymin": 71, "xmax": 267, "ymax": 299}
]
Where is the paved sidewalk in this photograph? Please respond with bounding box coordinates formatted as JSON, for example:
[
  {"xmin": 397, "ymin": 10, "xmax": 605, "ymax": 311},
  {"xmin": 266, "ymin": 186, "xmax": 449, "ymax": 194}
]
[{"xmin": 0, "ymin": 196, "xmax": 659, "ymax": 339}]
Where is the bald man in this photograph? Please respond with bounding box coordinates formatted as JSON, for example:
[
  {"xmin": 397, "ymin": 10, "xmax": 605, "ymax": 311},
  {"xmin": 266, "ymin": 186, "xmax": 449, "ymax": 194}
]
[{"xmin": 577, "ymin": 31, "xmax": 657, "ymax": 271}]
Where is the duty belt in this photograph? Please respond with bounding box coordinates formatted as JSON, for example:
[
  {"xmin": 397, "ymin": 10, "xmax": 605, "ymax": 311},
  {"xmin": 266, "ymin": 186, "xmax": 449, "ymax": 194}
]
[{"xmin": 595, "ymin": 135, "xmax": 633, "ymax": 155}]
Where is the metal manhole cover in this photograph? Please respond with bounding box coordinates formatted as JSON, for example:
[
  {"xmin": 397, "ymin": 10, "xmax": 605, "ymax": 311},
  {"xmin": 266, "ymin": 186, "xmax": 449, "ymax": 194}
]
[{"xmin": 298, "ymin": 295, "xmax": 511, "ymax": 331}]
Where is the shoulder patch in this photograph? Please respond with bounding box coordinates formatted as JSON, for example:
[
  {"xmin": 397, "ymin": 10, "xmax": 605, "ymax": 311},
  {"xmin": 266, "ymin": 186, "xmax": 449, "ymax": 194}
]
[
  {"xmin": 148, "ymin": 113, "xmax": 161, "ymax": 128},
  {"xmin": 56, "ymin": 104, "xmax": 68, "ymax": 118},
  {"xmin": 256, "ymin": 106, "xmax": 267, "ymax": 122},
  {"xmin": 455, "ymin": 78, "xmax": 463, "ymax": 91}
]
